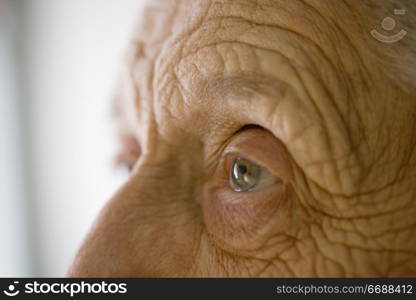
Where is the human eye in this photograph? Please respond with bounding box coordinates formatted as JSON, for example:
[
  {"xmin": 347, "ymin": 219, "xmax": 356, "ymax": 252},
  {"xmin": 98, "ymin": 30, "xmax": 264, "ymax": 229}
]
[
  {"xmin": 202, "ymin": 125, "xmax": 296, "ymax": 251},
  {"xmin": 213, "ymin": 125, "xmax": 292, "ymax": 198},
  {"xmin": 228, "ymin": 156, "xmax": 280, "ymax": 192}
]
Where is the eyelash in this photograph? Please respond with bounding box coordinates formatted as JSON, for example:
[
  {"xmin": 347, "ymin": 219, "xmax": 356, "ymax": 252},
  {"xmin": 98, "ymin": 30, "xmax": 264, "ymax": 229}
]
[{"xmin": 233, "ymin": 124, "xmax": 264, "ymax": 135}]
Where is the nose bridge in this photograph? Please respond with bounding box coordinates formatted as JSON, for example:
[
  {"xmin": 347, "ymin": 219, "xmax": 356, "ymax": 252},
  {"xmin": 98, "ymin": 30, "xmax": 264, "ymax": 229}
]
[
  {"xmin": 125, "ymin": 156, "xmax": 194, "ymax": 214},
  {"xmin": 136, "ymin": 130, "xmax": 205, "ymax": 199},
  {"xmin": 68, "ymin": 137, "xmax": 203, "ymax": 276}
]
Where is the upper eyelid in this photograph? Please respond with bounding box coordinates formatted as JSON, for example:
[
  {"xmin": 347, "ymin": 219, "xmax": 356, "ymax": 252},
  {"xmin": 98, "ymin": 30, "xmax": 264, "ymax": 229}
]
[
  {"xmin": 222, "ymin": 129, "xmax": 273, "ymax": 166},
  {"xmin": 221, "ymin": 127, "xmax": 294, "ymax": 183},
  {"xmin": 218, "ymin": 125, "xmax": 265, "ymax": 161}
]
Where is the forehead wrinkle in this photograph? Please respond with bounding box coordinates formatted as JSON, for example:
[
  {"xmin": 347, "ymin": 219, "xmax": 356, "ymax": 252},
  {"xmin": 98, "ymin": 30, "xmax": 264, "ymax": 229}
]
[
  {"xmin": 154, "ymin": 1, "xmax": 350, "ymax": 87},
  {"xmin": 204, "ymin": 73, "xmax": 291, "ymax": 106},
  {"xmin": 166, "ymin": 28, "xmax": 345, "ymax": 124},
  {"xmin": 132, "ymin": 0, "xmax": 374, "ymax": 95},
  {"xmin": 125, "ymin": 0, "xmax": 368, "ymax": 133},
  {"xmin": 131, "ymin": 0, "xmax": 338, "ymax": 64},
  {"xmin": 129, "ymin": 0, "xmax": 349, "ymax": 93}
]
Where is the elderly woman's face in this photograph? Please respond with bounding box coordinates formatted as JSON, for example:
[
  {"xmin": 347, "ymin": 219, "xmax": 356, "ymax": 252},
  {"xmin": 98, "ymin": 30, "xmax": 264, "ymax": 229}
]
[{"xmin": 69, "ymin": 0, "xmax": 416, "ymax": 276}]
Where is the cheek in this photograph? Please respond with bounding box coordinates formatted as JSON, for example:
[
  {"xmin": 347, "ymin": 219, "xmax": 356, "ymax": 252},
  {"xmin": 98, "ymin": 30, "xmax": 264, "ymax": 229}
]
[{"xmin": 202, "ymin": 183, "xmax": 299, "ymax": 253}]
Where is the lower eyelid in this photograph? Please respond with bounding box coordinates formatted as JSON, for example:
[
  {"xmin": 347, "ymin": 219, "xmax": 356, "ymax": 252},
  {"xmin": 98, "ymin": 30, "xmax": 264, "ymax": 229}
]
[
  {"xmin": 203, "ymin": 180, "xmax": 298, "ymax": 254},
  {"xmin": 217, "ymin": 176, "xmax": 281, "ymax": 197},
  {"xmin": 205, "ymin": 182, "xmax": 289, "ymax": 237}
]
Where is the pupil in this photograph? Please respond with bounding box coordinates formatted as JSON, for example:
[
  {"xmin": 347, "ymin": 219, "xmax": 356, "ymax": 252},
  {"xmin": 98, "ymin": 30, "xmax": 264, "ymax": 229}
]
[
  {"xmin": 238, "ymin": 164, "xmax": 247, "ymax": 175},
  {"xmin": 230, "ymin": 157, "xmax": 262, "ymax": 192}
]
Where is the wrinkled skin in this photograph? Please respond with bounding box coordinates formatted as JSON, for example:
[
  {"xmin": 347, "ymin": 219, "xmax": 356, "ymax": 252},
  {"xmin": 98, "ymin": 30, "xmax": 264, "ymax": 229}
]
[{"xmin": 68, "ymin": 0, "xmax": 416, "ymax": 277}]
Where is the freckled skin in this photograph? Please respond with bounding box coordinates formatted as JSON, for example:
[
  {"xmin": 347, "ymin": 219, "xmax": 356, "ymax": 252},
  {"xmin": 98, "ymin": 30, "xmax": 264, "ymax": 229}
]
[{"xmin": 68, "ymin": 0, "xmax": 416, "ymax": 277}]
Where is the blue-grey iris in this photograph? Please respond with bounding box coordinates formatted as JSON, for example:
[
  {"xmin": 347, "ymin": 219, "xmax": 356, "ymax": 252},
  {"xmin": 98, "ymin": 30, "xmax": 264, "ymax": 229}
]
[{"xmin": 230, "ymin": 157, "xmax": 262, "ymax": 192}]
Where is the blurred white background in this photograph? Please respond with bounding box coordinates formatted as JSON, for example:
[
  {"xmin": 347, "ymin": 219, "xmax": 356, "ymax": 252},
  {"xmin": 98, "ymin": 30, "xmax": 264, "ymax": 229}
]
[{"xmin": 0, "ymin": 0, "xmax": 144, "ymax": 276}]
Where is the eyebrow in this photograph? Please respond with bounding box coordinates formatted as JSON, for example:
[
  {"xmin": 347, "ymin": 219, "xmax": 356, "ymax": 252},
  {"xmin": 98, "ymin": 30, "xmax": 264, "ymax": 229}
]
[{"xmin": 203, "ymin": 73, "xmax": 293, "ymax": 104}]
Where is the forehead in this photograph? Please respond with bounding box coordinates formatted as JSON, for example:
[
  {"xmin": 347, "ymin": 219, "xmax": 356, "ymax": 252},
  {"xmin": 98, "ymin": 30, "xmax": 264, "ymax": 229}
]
[
  {"xmin": 134, "ymin": 0, "xmax": 329, "ymax": 55},
  {"xmin": 118, "ymin": 0, "xmax": 371, "ymax": 139},
  {"xmin": 124, "ymin": 0, "xmax": 371, "ymax": 89},
  {"xmin": 132, "ymin": 0, "xmax": 375, "ymax": 48}
]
